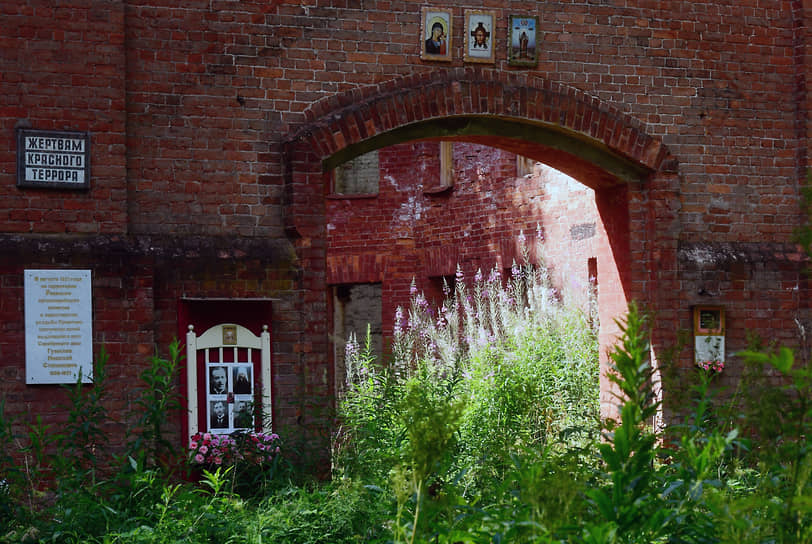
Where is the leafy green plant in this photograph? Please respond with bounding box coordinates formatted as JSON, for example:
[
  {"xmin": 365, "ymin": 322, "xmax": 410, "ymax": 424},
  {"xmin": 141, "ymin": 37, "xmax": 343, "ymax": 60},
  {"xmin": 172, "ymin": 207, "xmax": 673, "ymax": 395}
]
[
  {"xmin": 251, "ymin": 480, "xmax": 390, "ymax": 543},
  {"xmin": 659, "ymin": 364, "xmax": 739, "ymax": 544},
  {"xmin": 333, "ymin": 327, "xmax": 406, "ymax": 483},
  {"xmin": 586, "ymin": 303, "xmax": 665, "ymax": 542},
  {"xmin": 391, "ymin": 373, "xmax": 464, "ymax": 544},
  {"xmin": 0, "ymin": 397, "xmax": 26, "ymax": 528},
  {"xmin": 55, "ymin": 347, "xmax": 111, "ymax": 487},
  {"xmin": 736, "ymin": 346, "xmax": 812, "ymax": 543},
  {"xmin": 337, "ymin": 260, "xmax": 601, "ymax": 542},
  {"xmin": 10, "ymin": 255, "xmax": 812, "ymax": 543},
  {"xmin": 0, "ymin": 354, "xmax": 114, "ymax": 541},
  {"xmin": 129, "ymin": 339, "xmax": 184, "ymax": 473}
]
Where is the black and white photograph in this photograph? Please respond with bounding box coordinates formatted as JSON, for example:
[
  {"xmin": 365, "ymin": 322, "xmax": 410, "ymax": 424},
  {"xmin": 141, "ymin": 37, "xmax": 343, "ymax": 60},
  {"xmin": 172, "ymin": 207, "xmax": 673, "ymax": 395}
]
[
  {"xmin": 233, "ymin": 365, "xmax": 252, "ymax": 394},
  {"xmin": 208, "ymin": 365, "xmax": 228, "ymax": 395},
  {"xmin": 209, "ymin": 399, "xmax": 229, "ymax": 429},
  {"xmin": 233, "ymin": 399, "xmax": 254, "ymax": 429}
]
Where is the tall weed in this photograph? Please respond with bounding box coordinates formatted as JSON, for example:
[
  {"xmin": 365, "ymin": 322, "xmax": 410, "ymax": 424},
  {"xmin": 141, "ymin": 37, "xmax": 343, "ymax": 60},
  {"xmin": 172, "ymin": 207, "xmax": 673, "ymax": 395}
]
[
  {"xmin": 55, "ymin": 347, "xmax": 110, "ymax": 487},
  {"xmin": 336, "ymin": 260, "xmax": 601, "ymax": 542},
  {"xmin": 0, "ymin": 341, "xmax": 188, "ymax": 542},
  {"xmin": 733, "ymin": 345, "xmax": 812, "ymax": 543},
  {"xmin": 586, "ymin": 304, "xmax": 666, "ymax": 542},
  {"xmin": 129, "ymin": 339, "xmax": 184, "ymax": 473}
]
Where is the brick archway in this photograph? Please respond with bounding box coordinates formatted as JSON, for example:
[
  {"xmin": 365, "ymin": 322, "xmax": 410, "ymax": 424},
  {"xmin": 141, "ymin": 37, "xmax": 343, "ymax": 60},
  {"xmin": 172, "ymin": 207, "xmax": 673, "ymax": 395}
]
[
  {"xmin": 283, "ymin": 68, "xmax": 680, "ymax": 421},
  {"xmin": 295, "ymin": 68, "xmax": 668, "ymax": 179}
]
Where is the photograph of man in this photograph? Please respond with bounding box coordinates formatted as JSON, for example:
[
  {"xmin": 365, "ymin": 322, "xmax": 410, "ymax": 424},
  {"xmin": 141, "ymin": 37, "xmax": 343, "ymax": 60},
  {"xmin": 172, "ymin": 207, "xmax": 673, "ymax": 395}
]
[
  {"xmin": 209, "ymin": 366, "xmax": 227, "ymax": 395},
  {"xmin": 210, "ymin": 400, "xmax": 228, "ymax": 429},
  {"xmin": 234, "ymin": 400, "xmax": 253, "ymax": 429},
  {"xmin": 233, "ymin": 366, "xmax": 252, "ymax": 394}
]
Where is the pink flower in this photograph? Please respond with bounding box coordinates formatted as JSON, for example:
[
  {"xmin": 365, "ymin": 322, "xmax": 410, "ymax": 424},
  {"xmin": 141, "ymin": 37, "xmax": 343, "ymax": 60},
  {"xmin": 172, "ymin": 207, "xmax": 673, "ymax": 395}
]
[
  {"xmin": 203, "ymin": 433, "xmax": 211, "ymax": 442},
  {"xmin": 696, "ymin": 360, "xmax": 724, "ymax": 373},
  {"xmin": 189, "ymin": 431, "xmax": 282, "ymax": 469}
]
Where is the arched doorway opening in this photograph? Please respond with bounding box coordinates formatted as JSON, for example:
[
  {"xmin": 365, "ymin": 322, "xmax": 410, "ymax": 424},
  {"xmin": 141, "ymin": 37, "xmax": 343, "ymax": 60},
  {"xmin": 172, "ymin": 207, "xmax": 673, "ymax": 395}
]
[{"xmin": 283, "ymin": 70, "xmax": 679, "ymax": 427}]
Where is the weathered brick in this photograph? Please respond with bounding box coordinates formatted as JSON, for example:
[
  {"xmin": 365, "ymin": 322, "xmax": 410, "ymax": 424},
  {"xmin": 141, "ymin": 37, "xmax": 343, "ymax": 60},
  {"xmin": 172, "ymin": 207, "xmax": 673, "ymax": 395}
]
[{"xmin": 0, "ymin": 1, "xmax": 808, "ymax": 463}]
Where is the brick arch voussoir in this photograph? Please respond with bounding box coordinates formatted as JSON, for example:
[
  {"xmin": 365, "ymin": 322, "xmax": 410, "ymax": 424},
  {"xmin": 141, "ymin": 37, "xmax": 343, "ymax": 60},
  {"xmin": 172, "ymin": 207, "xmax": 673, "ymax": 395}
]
[{"xmin": 292, "ymin": 69, "xmax": 668, "ymax": 173}]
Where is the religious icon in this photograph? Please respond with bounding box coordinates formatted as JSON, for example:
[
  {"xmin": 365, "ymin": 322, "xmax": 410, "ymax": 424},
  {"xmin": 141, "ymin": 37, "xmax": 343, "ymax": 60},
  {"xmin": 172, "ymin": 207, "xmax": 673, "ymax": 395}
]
[
  {"xmin": 464, "ymin": 10, "xmax": 495, "ymax": 64},
  {"xmin": 421, "ymin": 7, "xmax": 452, "ymax": 62},
  {"xmin": 222, "ymin": 324, "xmax": 237, "ymax": 345},
  {"xmin": 508, "ymin": 15, "xmax": 539, "ymax": 67}
]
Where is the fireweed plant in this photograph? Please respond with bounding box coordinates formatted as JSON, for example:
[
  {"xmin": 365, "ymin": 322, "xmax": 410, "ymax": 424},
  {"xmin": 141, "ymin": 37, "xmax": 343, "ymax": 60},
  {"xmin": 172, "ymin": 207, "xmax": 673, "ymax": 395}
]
[
  {"xmin": 0, "ymin": 305, "xmax": 807, "ymax": 543},
  {"xmin": 334, "ymin": 257, "xmax": 602, "ymax": 541},
  {"xmin": 336, "ymin": 265, "xmax": 810, "ymax": 542}
]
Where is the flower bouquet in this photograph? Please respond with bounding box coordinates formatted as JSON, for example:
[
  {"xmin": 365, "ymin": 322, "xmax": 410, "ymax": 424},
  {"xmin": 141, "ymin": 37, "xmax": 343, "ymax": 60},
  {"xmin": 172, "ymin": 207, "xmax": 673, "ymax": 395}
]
[
  {"xmin": 696, "ymin": 359, "xmax": 724, "ymax": 373},
  {"xmin": 189, "ymin": 431, "xmax": 282, "ymax": 496}
]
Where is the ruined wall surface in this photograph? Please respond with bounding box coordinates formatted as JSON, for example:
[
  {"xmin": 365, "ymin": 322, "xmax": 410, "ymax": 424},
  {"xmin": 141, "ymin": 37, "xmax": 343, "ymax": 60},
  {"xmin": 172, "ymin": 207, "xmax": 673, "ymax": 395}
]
[
  {"xmin": 326, "ymin": 143, "xmax": 605, "ymax": 338},
  {"xmin": 0, "ymin": 1, "xmax": 809, "ymax": 457}
]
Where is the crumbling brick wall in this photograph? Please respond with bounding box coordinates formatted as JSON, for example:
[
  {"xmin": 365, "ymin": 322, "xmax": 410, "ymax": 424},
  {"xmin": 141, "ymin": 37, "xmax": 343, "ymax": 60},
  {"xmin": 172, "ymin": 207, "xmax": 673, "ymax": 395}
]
[{"xmin": 0, "ymin": 1, "xmax": 808, "ymax": 463}]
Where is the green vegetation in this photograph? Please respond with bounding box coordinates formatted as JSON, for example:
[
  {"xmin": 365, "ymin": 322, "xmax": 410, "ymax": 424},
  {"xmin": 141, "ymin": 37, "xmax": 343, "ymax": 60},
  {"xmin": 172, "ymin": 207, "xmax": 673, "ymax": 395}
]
[{"xmin": 1, "ymin": 260, "xmax": 809, "ymax": 543}]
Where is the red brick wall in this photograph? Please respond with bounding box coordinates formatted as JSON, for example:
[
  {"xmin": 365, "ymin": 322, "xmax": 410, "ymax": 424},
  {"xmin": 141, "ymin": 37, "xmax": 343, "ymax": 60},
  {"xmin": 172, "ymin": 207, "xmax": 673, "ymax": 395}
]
[
  {"xmin": 327, "ymin": 142, "xmax": 607, "ymax": 326},
  {"xmin": 0, "ymin": 1, "xmax": 808, "ymax": 460},
  {"xmin": 0, "ymin": 241, "xmax": 154, "ymax": 453},
  {"xmin": 0, "ymin": 2, "xmax": 127, "ymax": 234},
  {"xmin": 0, "ymin": 237, "xmax": 304, "ymax": 457}
]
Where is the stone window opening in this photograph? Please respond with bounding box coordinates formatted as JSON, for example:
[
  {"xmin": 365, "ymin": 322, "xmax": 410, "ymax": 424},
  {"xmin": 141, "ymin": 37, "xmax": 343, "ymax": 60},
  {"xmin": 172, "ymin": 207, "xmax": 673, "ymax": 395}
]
[
  {"xmin": 332, "ymin": 283, "xmax": 383, "ymax": 392},
  {"xmin": 331, "ymin": 150, "xmax": 379, "ymax": 196}
]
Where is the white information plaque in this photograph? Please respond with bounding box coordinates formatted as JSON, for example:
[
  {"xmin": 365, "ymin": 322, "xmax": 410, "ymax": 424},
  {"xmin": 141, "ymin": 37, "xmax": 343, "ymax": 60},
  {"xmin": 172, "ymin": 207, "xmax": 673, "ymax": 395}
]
[{"xmin": 25, "ymin": 269, "xmax": 93, "ymax": 384}]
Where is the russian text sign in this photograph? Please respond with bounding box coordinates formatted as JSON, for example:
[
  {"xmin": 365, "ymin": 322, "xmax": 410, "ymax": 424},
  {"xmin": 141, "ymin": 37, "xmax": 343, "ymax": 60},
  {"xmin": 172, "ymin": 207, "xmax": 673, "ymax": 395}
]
[
  {"xmin": 17, "ymin": 129, "xmax": 91, "ymax": 189},
  {"xmin": 25, "ymin": 270, "xmax": 93, "ymax": 384}
]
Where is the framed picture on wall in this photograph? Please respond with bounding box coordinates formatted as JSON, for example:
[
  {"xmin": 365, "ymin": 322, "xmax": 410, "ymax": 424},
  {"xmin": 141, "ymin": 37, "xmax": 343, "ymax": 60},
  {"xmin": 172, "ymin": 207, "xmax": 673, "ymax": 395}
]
[
  {"xmin": 508, "ymin": 15, "xmax": 539, "ymax": 67},
  {"xmin": 463, "ymin": 10, "xmax": 495, "ymax": 63},
  {"xmin": 421, "ymin": 7, "xmax": 452, "ymax": 61}
]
